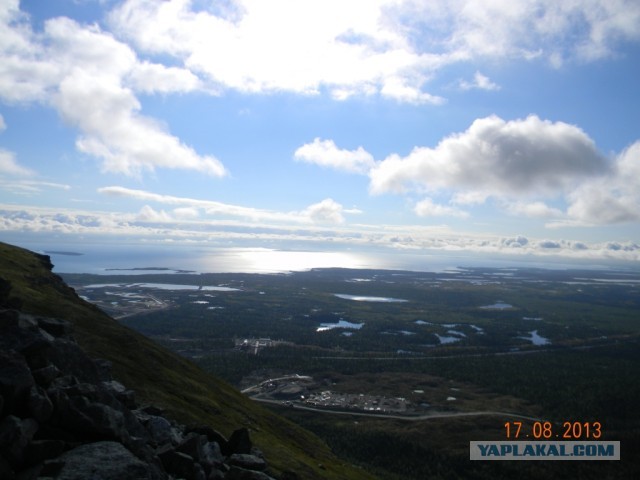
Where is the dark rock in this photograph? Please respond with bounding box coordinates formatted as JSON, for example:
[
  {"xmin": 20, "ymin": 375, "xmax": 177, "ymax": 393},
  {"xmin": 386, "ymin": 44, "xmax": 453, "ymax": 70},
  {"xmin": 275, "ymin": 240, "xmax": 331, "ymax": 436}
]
[
  {"xmin": 141, "ymin": 413, "xmax": 183, "ymax": 446},
  {"xmin": 0, "ymin": 415, "xmax": 39, "ymax": 467},
  {"xmin": 228, "ymin": 427, "xmax": 252, "ymax": 455},
  {"xmin": 102, "ymin": 380, "xmax": 136, "ymax": 409},
  {"xmin": 35, "ymin": 253, "xmax": 53, "ymax": 271},
  {"xmin": 0, "ymin": 308, "xmax": 281, "ymax": 480},
  {"xmin": 93, "ymin": 359, "xmax": 113, "ymax": 382},
  {"xmin": 54, "ymin": 441, "xmax": 167, "ymax": 480},
  {"xmin": 55, "ymin": 393, "xmax": 131, "ymax": 443},
  {"xmin": 226, "ymin": 466, "xmax": 277, "ymax": 480},
  {"xmin": 177, "ymin": 432, "xmax": 208, "ymax": 462},
  {"xmin": 34, "ymin": 316, "xmax": 72, "ymax": 337},
  {"xmin": 43, "ymin": 338, "xmax": 101, "ymax": 384},
  {"xmin": 27, "ymin": 385, "xmax": 53, "ymax": 423},
  {"xmin": 228, "ymin": 454, "xmax": 267, "ymax": 471},
  {"xmin": 40, "ymin": 458, "xmax": 64, "ymax": 477},
  {"xmin": 186, "ymin": 425, "xmax": 229, "ymax": 455},
  {"xmin": 158, "ymin": 449, "xmax": 201, "ymax": 480},
  {"xmin": 0, "ymin": 350, "xmax": 35, "ymax": 416},
  {"xmin": 31, "ymin": 365, "xmax": 61, "ymax": 388},
  {"xmin": 48, "ymin": 381, "xmax": 148, "ymax": 447},
  {"xmin": 14, "ymin": 463, "xmax": 41, "ymax": 480},
  {"xmin": 201, "ymin": 440, "xmax": 224, "ymax": 468},
  {"xmin": 208, "ymin": 467, "xmax": 226, "ymax": 480},
  {"xmin": 49, "ymin": 374, "xmax": 79, "ymax": 389},
  {"xmin": 0, "ymin": 454, "xmax": 14, "ymax": 479},
  {"xmin": 24, "ymin": 439, "xmax": 65, "ymax": 464}
]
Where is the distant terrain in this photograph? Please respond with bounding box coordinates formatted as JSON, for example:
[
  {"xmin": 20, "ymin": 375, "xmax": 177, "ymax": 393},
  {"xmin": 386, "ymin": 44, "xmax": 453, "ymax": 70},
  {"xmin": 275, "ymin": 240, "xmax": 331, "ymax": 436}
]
[{"xmin": 63, "ymin": 266, "xmax": 640, "ymax": 479}]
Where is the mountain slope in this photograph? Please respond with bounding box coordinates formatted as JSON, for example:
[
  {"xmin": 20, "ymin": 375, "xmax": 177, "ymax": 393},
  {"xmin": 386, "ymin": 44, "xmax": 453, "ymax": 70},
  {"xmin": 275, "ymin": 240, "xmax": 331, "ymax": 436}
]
[{"xmin": 0, "ymin": 241, "xmax": 376, "ymax": 480}]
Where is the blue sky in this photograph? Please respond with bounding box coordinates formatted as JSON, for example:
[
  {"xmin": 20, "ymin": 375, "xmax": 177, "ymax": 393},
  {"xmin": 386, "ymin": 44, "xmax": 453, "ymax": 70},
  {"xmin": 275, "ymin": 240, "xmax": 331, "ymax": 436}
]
[{"xmin": 1, "ymin": 0, "xmax": 640, "ymax": 265}]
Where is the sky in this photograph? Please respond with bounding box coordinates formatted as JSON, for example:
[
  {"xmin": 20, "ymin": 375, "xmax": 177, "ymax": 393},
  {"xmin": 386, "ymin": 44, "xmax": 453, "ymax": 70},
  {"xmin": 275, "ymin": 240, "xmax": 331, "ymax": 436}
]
[{"xmin": 1, "ymin": 0, "xmax": 640, "ymax": 267}]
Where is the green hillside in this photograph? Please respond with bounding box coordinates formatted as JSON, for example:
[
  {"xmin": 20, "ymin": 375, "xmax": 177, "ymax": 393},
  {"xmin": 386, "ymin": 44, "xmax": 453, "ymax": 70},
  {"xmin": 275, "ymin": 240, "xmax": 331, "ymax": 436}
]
[{"xmin": 0, "ymin": 241, "xmax": 376, "ymax": 480}]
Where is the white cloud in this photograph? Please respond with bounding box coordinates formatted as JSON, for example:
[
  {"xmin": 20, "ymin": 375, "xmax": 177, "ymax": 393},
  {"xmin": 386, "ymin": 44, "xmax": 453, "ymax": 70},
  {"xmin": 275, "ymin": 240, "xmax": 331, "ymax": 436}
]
[
  {"xmin": 0, "ymin": 113, "xmax": 5, "ymax": 131},
  {"xmin": 294, "ymin": 138, "xmax": 376, "ymax": 174},
  {"xmin": 0, "ymin": 179, "xmax": 71, "ymax": 195},
  {"xmin": 302, "ymin": 198, "xmax": 345, "ymax": 224},
  {"xmin": 98, "ymin": 186, "xmax": 347, "ymax": 225},
  {"xmin": 369, "ymin": 115, "xmax": 608, "ymax": 197},
  {"xmin": 504, "ymin": 201, "xmax": 562, "ymax": 218},
  {"xmin": 0, "ymin": 6, "xmax": 227, "ymax": 178},
  {"xmin": 136, "ymin": 205, "xmax": 172, "ymax": 222},
  {"xmin": 414, "ymin": 198, "xmax": 469, "ymax": 218},
  {"xmin": 459, "ymin": 71, "xmax": 500, "ymax": 91},
  {"xmin": 105, "ymin": 0, "xmax": 446, "ymax": 104},
  {"xmin": 552, "ymin": 141, "xmax": 640, "ymax": 226},
  {"xmin": 107, "ymin": 0, "xmax": 638, "ymax": 103},
  {"xmin": 501, "ymin": 235, "xmax": 529, "ymax": 248},
  {"xmin": 0, "ymin": 149, "xmax": 34, "ymax": 176},
  {"xmin": 3, "ymin": 202, "xmax": 639, "ymax": 262},
  {"xmin": 173, "ymin": 207, "xmax": 200, "ymax": 220},
  {"xmin": 128, "ymin": 61, "xmax": 202, "ymax": 94}
]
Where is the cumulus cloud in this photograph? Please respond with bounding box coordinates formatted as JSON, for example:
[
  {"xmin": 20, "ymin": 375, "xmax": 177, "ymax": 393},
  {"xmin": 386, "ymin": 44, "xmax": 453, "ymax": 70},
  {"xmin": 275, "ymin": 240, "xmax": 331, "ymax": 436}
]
[
  {"xmin": 108, "ymin": 0, "xmax": 446, "ymax": 104},
  {"xmin": 106, "ymin": 0, "xmax": 640, "ymax": 104},
  {"xmin": 501, "ymin": 236, "xmax": 529, "ymax": 248},
  {"xmin": 294, "ymin": 138, "xmax": 376, "ymax": 174},
  {"xmin": 0, "ymin": 6, "xmax": 226, "ymax": 178},
  {"xmin": 298, "ymin": 115, "xmax": 639, "ymax": 228},
  {"xmin": 369, "ymin": 115, "xmax": 608, "ymax": 196},
  {"xmin": 459, "ymin": 71, "xmax": 500, "ymax": 91},
  {"xmin": 551, "ymin": 141, "xmax": 640, "ymax": 226},
  {"xmin": 414, "ymin": 198, "xmax": 469, "ymax": 218},
  {"xmin": 302, "ymin": 198, "xmax": 345, "ymax": 224},
  {"xmin": 128, "ymin": 61, "xmax": 202, "ymax": 94}
]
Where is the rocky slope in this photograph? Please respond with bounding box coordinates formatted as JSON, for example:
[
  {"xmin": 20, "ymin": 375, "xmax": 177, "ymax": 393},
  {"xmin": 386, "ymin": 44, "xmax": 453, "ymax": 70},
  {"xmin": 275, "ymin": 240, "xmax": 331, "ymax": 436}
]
[
  {"xmin": 0, "ymin": 308, "xmax": 281, "ymax": 479},
  {"xmin": 0, "ymin": 242, "xmax": 376, "ymax": 480}
]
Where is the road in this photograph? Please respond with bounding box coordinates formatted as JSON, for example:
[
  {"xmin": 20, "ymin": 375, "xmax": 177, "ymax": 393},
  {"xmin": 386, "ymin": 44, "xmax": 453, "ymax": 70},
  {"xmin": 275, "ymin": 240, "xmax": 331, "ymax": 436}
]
[{"xmin": 249, "ymin": 397, "xmax": 545, "ymax": 423}]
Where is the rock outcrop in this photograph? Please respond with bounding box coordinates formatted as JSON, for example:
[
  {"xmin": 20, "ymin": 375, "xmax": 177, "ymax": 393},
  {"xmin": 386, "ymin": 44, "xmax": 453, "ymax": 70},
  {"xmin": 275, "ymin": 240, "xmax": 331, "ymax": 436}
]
[{"xmin": 0, "ymin": 308, "xmax": 293, "ymax": 480}]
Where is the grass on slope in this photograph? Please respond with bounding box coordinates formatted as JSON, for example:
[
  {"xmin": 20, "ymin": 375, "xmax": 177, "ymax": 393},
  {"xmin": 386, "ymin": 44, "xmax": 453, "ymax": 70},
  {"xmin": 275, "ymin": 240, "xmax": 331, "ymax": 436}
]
[{"xmin": 0, "ymin": 241, "xmax": 376, "ymax": 480}]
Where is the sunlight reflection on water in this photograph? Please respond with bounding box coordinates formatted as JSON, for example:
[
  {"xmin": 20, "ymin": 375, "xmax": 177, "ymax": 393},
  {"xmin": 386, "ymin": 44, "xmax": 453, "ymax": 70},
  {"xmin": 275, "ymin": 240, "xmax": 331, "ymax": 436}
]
[{"xmin": 32, "ymin": 242, "xmax": 624, "ymax": 275}]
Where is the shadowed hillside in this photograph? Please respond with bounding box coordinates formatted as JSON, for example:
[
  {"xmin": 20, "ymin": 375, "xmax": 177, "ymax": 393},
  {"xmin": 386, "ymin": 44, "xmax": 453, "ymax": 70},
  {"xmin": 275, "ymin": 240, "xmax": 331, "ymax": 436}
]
[{"xmin": 0, "ymin": 241, "xmax": 376, "ymax": 480}]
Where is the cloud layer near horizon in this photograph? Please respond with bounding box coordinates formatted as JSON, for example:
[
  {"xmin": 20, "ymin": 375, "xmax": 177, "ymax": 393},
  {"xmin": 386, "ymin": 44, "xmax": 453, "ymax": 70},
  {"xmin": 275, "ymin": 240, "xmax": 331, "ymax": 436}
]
[{"xmin": 2, "ymin": 202, "xmax": 638, "ymax": 262}]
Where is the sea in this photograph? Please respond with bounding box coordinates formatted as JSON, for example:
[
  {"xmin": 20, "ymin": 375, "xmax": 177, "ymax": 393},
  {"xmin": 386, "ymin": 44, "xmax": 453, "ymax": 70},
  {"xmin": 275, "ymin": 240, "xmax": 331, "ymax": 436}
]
[{"xmin": 12, "ymin": 241, "xmax": 632, "ymax": 276}]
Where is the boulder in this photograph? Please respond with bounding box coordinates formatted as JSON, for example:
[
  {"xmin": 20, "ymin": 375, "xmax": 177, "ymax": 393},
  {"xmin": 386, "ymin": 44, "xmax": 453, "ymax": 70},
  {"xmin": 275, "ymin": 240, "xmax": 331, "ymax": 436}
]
[
  {"xmin": 186, "ymin": 425, "xmax": 228, "ymax": 455},
  {"xmin": 228, "ymin": 453, "xmax": 267, "ymax": 471},
  {"xmin": 0, "ymin": 415, "xmax": 39, "ymax": 467},
  {"xmin": 141, "ymin": 413, "xmax": 183, "ymax": 446},
  {"xmin": 228, "ymin": 427, "xmax": 252, "ymax": 455},
  {"xmin": 31, "ymin": 364, "xmax": 61, "ymax": 387},
  {"xmin": 158, "ymin": 449, "xmax": 204, "ymax": 480},
  {"xmin": 34, "ymin": 316, "xmax": 72, "ymax": 337},
  {"xmin": 53, "ymin": 441, "xmax": 167, "ymax": 480},
  {"xmin": 0, "ymin": 350, "xmax": 35, "ymax": 416},
  {"xmin": 27, "ymin": 385, "xmax": 53, "ymax": 423}
]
